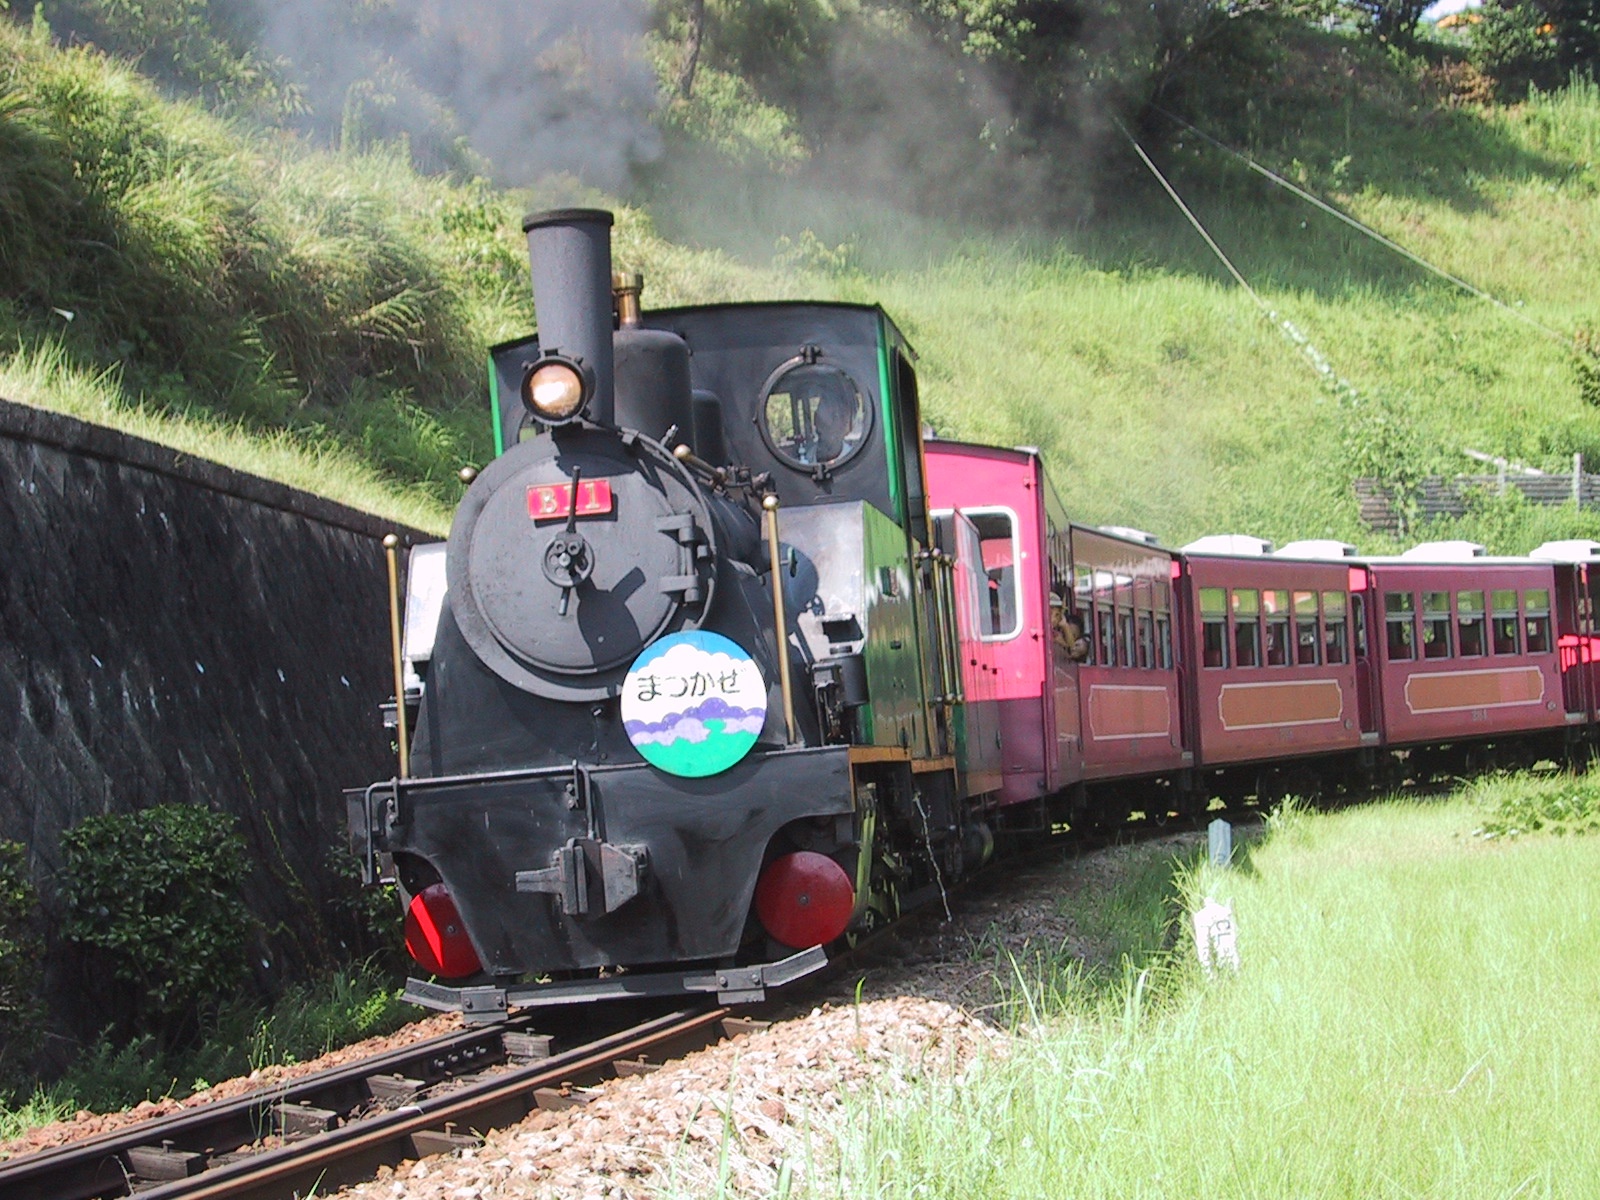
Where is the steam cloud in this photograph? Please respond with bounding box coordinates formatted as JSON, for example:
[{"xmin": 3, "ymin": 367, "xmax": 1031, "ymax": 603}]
[{"xmin": 260, "ymin": 0, "xmax": 662, "ymax": 189}]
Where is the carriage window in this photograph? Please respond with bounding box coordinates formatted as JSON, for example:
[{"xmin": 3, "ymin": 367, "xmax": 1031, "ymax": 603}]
[
  {"xmin": 1156, "ymin": 613, "xmax": 1173, "ymax": 669},
  {"xmin": 1385, "ymin": 591, "xmax": 1415, "ymax": 661},
  {"xmin": 1323, "ymin": 590, "xmax": 1348, "ymax": 664},
  {"xmin": 1200, "ymin": 587, "xmax": 1228, "ymax": 668},
  {"xmin": 1073, "ymin": 566, "xmax": 1095, "ymax": 663},
  {"xmin": 968, "ymin": 511, "xmax": 1020, "ymax": 641},
  {"xmin": 1492, "ymin": 589, "xmax": 1520, "ymax": 655},
  {"xmin": 760, "ymin": 360, "xmax": 869, "ymax": 470},
  {"xmin": 1233, "ymin": 588, "xmax": 1261, "ymax": 667},
  {"xmin": 1457, "ymin": 590, "xmax": 1486, "ymax": 657},
  {"xmin": 1118, "ymin": 608, "xmax": 1135, "ymax": 667},
  {"xmin": 1264, "ymin": 590, "xmax": 1291, "ymax": 666},
  {"xmin": 1137, "ymin": 612, "xmax": 1155, "ymax": 669},
  {"xmin": 1292, "ymin": 591, "xmax": 1321, "ymax": 665},
  {"xmin": 1096, "ymin": 607, "xmax": 1117, "ymax": 666},
  {"xmin": 1526, "ymin": 588, "xmax": 1552, "ymax": 653},
  {"xmin": 1421, "ymin": 591, "xmax": 1452, "ymax": 660}
]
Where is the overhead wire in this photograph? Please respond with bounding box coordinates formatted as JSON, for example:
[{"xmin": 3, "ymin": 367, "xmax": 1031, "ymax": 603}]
[
  {"xmin": 1114, "ymin": 116, "xmax": 1363, "ymax": 403},
  {"xmin": 1147, "ymin": 104, "xmax": 1569, "ymax": 345}
]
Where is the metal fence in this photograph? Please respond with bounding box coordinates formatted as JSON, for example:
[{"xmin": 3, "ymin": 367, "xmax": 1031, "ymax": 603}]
[{"xmin": 1356, "ymin": 457, "xmax": 1599, "ymax": 533}]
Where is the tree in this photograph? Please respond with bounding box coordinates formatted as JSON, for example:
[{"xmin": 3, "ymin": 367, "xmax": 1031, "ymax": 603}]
[
  {"xmin": 677, "ymin": 0, "xmax": 706, "ymax": 98},
  {"xmin": 1546, "ymin": 0, "xmax": 1600, "ymax": 74},
  {"xmin": 1342, "ymin": 0, "xmax": 1433, "ymax": 43}
]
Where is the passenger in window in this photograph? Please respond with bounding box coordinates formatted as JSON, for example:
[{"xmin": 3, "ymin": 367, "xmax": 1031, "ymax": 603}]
[
  {"xmin": 987, "ymin": 568, "xmax": 1017, "ymax": 634},
  {"xmin": 1050, "ymin": 593, "xmax": 1090, "ymax": 662}
]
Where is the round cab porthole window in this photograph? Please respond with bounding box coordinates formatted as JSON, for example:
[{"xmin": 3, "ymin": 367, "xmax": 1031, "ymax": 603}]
[
  {"xmin": 759, "ymin": 360, "xmax": 870, "ymax": 471},
  {"xmin": 621, "ymin": 631, "xmax": 768, "ymax": 777}
]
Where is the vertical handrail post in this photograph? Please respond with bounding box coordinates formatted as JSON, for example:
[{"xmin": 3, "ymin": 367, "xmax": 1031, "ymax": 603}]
[{"xmin": 383, "ymin": 534, "xmax": 410, "ymax": 779}]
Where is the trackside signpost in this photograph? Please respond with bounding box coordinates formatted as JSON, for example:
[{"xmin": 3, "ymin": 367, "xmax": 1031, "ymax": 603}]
[{"xmin": 1196, "ymin": 819, "xmax": 1239, "ymax": 972}]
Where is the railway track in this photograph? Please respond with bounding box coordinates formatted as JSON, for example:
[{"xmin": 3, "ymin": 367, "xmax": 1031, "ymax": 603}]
[
  {"xmin": 0, "ymin": 1005, "xmax": 765, "ymax": 1200},
  {"xmin": 0, "ymin": 803, "xmax": 1267, "ymax": 1200}
]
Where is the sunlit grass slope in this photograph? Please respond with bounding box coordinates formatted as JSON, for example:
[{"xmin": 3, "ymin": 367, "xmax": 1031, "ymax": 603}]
[
  {"xmin": 7, "ymin": 16, "xmax": 1600, "ymax": 553},
  {"xmin": 828, "ymin": 75, "xmax": 1600, "ymax": 552},
  {"xmin": 831, "ymin": 794, "xmax": 1600, "ymax": 1197},
  {"xmin": 0, "ymin": 20, "xmax": 789, "ymax": 529}
]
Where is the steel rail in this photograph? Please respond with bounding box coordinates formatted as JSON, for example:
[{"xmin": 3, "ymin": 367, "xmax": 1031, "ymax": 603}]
[
  {"xmin": 0, "ymin": 1012, "xmax": 556, "ymax": 1200},
  {"xmin": 0, "ymin": 1007, "xmax": 738, "ymax": 1200}
]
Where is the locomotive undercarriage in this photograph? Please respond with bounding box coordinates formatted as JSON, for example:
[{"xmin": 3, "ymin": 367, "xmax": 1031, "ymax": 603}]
[
  {"xmin": 347, "ymin": 748, "xmax": 998, "ymax": 1015},
  {"xmin": 350, "ymin": 744, "xmax": 857, "ymax": 1009}
]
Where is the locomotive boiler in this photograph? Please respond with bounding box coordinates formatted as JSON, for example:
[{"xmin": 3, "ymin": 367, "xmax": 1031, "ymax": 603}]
[{"xmin": 348, "ymin": 209, "xmax": 999, "ymax": 1014}]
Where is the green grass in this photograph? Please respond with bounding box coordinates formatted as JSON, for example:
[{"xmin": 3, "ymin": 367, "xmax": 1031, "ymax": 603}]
[
  {"xmin": 825, "ymin": 792, "xmax": 1600, "ymax": 1197},
  {"xmin": 0, "ymin": 962, "xmax": 410, "ymax": 1128},
  {"xmin": 0, "ymin": 340, "xmax": 456, "ymax": 532},
  {"xmin": 9, "ymin": 17, "xmax": 1600, "ymax": 554}
]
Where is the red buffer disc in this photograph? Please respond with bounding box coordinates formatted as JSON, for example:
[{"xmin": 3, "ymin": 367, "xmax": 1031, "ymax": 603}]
[
  {"xmin": 404, "ymin": 883, "xmax": 482, "ymax": 979},
  {"xmin": 754, "ymin": 851, "xmax": 855, "ymax": 949}
]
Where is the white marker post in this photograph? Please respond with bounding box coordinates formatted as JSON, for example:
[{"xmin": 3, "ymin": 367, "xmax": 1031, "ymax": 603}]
[{"xmin": 1192, "ymin": 898, "xmax": 1239, "ymax": 974}]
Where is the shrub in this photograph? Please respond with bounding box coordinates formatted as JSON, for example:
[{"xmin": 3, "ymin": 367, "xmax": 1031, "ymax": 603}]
[
  {"xmin": 1575, "ymin": 326, "xmax": 1600, "ymax": 408},
  {"xmin": 1470, "ymin": 1, "xmax": 1561, "ymax": 97},
  {"xmin": 1473, "ymin": 770, "xmax": 1600, "ymax": 838},
  {"xmin": 0, "ymin": 841, "xmax": 43, "ymax": 1095},
  {"xmin": 60, "ymin": 805, "xmax": 254, "ymax": 1045}
]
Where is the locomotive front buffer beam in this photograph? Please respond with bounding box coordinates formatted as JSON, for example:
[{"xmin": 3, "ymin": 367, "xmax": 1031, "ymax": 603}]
[{"xmin": 403, "ymin": 945, "xmax": 828, "ymax": 1022}]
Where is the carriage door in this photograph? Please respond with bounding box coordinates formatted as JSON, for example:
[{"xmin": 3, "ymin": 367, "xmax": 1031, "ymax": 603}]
[
  {"xmin": 1351, "ymin": 568, "xmax": 1381, "ymax": 734},
  {"xmin": 1566, "ymin": 565, "xmax": 1600, "ymax": 720}
]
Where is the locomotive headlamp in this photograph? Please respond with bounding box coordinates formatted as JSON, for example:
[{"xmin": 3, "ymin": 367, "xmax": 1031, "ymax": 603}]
[{"xmin": 520, "ymin": 355, "xmax": 591, "ymax": 424}]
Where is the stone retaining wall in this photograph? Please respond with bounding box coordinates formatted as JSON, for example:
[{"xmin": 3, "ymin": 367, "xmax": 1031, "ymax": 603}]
[{"xmin": 0, "ymin": 397, "xmax": 431, "ymax": 1033}]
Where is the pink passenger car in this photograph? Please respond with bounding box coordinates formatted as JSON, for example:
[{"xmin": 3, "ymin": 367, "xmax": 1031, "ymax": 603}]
[{"xmin": 925, "ymin": 441, "xmax": 1187, "ymax": 811}]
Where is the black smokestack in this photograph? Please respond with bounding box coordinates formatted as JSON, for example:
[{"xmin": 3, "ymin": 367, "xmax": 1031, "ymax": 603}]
[{"xmin": 522, "ymin": 208, "xmax": 616, "ymax": 426}]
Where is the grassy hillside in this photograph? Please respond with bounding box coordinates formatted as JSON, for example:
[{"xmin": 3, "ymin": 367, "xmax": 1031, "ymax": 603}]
[
  {"xmin": 5, "ymin": 17, "xmax": 1600, "ymax": 553},
  {"xmin": 0, "ymin": 19, "xmax": 791, "ymax": 533},
  {"xmin": 826, "ymin": 53, "xmax": 1600, "ymax": 550}
]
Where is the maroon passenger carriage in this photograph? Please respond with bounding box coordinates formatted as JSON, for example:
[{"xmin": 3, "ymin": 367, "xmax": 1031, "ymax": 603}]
[
  {"xmin": 1360, "ymin": 542, "xmax": 1570, "ymax": 773},
  {"xmin": 926, "ymin": 439, "xmax": 1600, "ymax": 812},
  {"xmin": 1176, "ymin": 536, "xmax": 1367, "ymax": 799}
]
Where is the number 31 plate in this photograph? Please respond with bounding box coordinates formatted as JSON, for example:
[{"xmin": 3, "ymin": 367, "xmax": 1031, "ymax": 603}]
[{"xmin": 528, "ymin": 479, "xmax": 615, "ymax": 520}]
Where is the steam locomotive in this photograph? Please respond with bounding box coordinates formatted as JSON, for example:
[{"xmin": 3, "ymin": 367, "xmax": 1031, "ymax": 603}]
[{"xmin": 348, "ymin": 208, "xmax": 1600, "ymax": 1016}]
